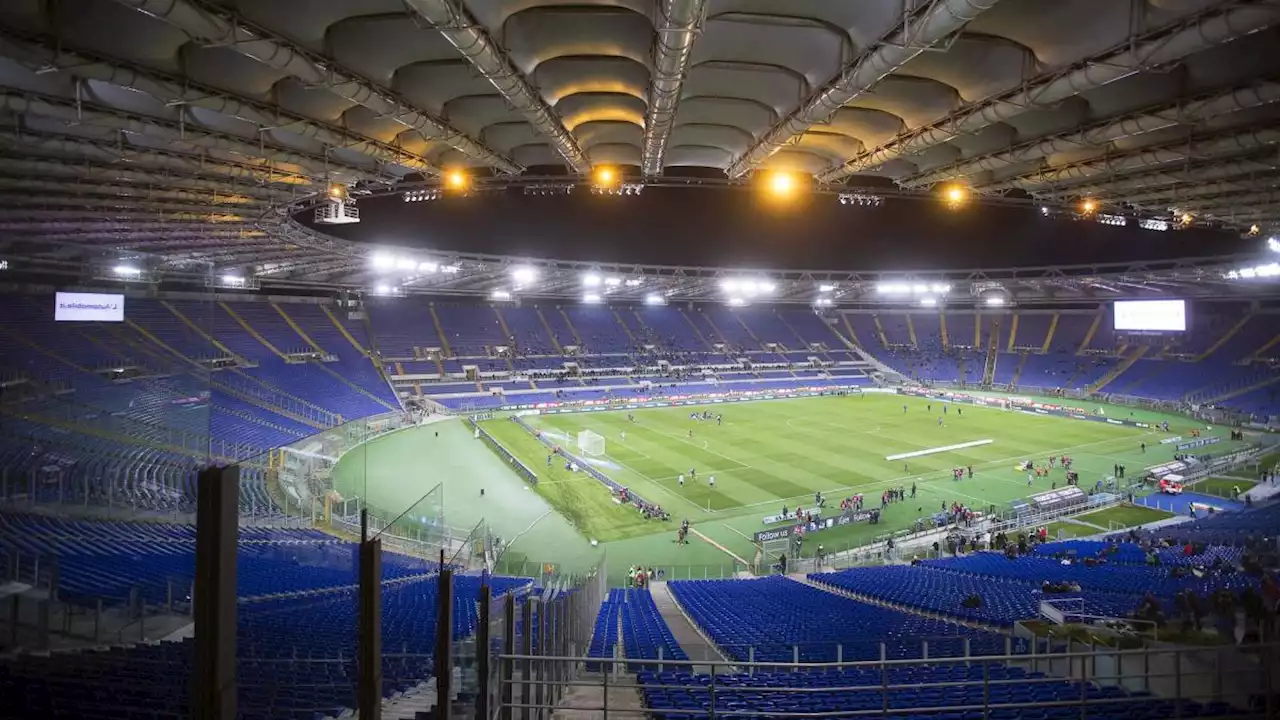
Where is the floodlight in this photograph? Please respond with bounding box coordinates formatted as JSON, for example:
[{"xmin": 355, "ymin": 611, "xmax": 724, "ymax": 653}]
[
  {"xmin": 396, "ymin": 258, "xmax": 417, "ymax": 271},
  {"xmin": 985, "ymin": 296, "xmax": 1005, "ymax": 307},
  {"xmin": 328, "ymin": 183, "xmax": 346, "ymax": 200},
  {"xmin": 511, "ymin": 266, "xmax": 537, "ymax": 284},
  {"xmin": 1240, "ymin": 267, "xmax": 1257, "ymax": 279},
  {"xmin": 814, "ymin": 297, "xmax": 833, "ymax": 307},
  {"xmin": 593, "ymin": 166, "xmax": 618, "ymax": 189},
  {"xmin": 818, "ymin": 284, "xmax": 837, "ymax": 292},
  {"xmin": 624, "ymin": 278, "xmax": 643, "ymax": 287},
  {"xmin": 445, "ymin": 169, "xmax": 469, "ymax": 191},
  {"xmin": 221, "ymin": 274, "xmax": 244, "ymax": 286},
  {"xmin": 727, "ymin": 297, "xmax": 747, "ymax": 306},
  {"xmin": 721, "ymin": 279, "xmax": 739, "ymax": 292},
  {"xmin": 765, "ymin": 171, "xmax": 796, "ymax": 197},
  {"xmin": 1180, "ymin": 212, "xmax": 1193, "ymax": 225},
  {"xmin": 604, "ymin": 276, "xmax": 622, "ymax": 287},
  {"xmin": 113, "ymin": 265, "xmax": 141, "ymax": 277},
  {"xmin": 583, "ymin": 273, "xmax": 601, "ymax": 287},
  {"xmin": 1268, "ymin": 237, "xmax": 1280, "ymax": 253},
  {"xmin": 491, "ymin": 290, "xmax": 512, "ymax": 300},
  {"xmin": 759, "ymin": 281, "xmax": 776, "ymax": 293},
  {"xmin": 877, "ymin": 282, "xmax": 909, "ymax": 294},
  {"xmin": 372, "ymin": 253, "xmax": 395, "ymax": 270},
  {"xmin": 644, "ymin": 293, "xmax": 666, "ymax": 306},
  {"xmin": 740, "ymin": 281, "xmax": 758, "ymax": 294},
  {"xmin": 1081, "ymin": 199, "xmax": 1097, "ymax": 214},
  {"xmin": 418, "ymin": 261, "xmax": 438, "ymax": 273},
  {"xmin": 912, "ymin": 284, "xmax": 929, "ymax": 294},
  {"xmin": 920, "ymin": 297, "xmax": 938, "ymax": 307},
  {"xmin": 1258, "ymin": 262, "xmax": 1280, "ymax": 277},
  {"xmin": 930, "ymin": 283, "xmax": 951, "ymax": 294},
  {"xmin": 944, "ymin": 184, "xmax": 967, "ymax": 206},
  {"xmin": 582, "ymin": 293, "xmax": 602, "ymax": 304},
  {"xmin": 375, "ymin": 284, "xmax": 391, "ymax": 294},
  {"xmin": 441, "ymin": 264, "xmax": 461, "ymax": 274}
]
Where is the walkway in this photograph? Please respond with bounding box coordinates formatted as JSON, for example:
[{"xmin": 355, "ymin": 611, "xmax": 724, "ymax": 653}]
[{"xmin": 648, "ymin": 580, "xmax": 727, "ymax": 667}]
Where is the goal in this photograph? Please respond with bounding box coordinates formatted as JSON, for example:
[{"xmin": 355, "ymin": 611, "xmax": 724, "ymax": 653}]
[{"xmin": 577, "ymin": 430, "xmax": 606, "ymax": 457}]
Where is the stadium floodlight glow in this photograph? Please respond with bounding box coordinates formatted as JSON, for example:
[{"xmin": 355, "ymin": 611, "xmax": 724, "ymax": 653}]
[
  {"xmin": 759, "ymin": 281, "xmax": 776, "ymax": 294},
  {"xmin": 403, "ymin": 189, "xmax": 441, "ymax": 202},
  {"xmin": 818, "ymin": 283, "xmax": 837, "ymax": 292},
  {"xmin": 912, "ymin": 283, "xmax": 929, "ymax": 294},
  {"xmin": 582, "ymin": 273, "xmax": 601, "ymax": 287},
  {"xmin": 814, "ymin": 297, "xmax": 833, "ymax": 307},
  {"xmin": 592, "ymin": 166, "xmax": 619, "ymax": 189},
  {"xmin": 511, "ymin": 266, "xmax": 537, "ymax": 284},
  {"xmin": 441, "ymin": 264, "xmax": 461, "ymax": 274},
  {"xmin": 1268, "ymin": 237, "xmax": 1280, "ymax": 253},
  {"xmin": 375, "ymin": 284, "xmax": 391, "ymax": 294},
  {"xmin": 930, "ymin": 283, "xmax": 951, "ymax": 294},
  {"xmin": 395, "ymin": 258, "xmax": 417, "ymax": 271},
  {"xmin": 490, "ymin": 289, "xmax": 512, "ymax": 301},
  {"xmin": 721, "ymin": 279, "xmax": 739, "ymax": 292},
  {"xmin": 943, "ymin": 184, "xmax": 967, "ymax": 207},
  {"xmin": 221, "ymin": 274, "xmax": 245, "ymax": 286},
  {"xmin": 876, "ymin": 282, "xmax": 911, "ymax": 294},
  {"xmin": 1140, "ymin": 219, "xmax": 1169, "ymax": 231},
  {"xmin": 371, "ymin": 253, "xmax": 395, "ymax": 270},
  {"xmin": 445, "ymin": 169, "xmax": 469, "ymax": 192},
  {"xmin": 727, "ymin": 297, "xmax": 747, "ymax": 306},
  {"xmin": 1180, "ymin": 212, "xmax": 1193, "ymax": 225},
  {"xmin": 920, "ymin": 297, "xmax": 938, "ymax": 307},
  {"xmin": 764, "ymin": 171, "xmax": 798, "ymax": 198},
  {"xmin": 1098, "ymin": 214, "xmax": 1126, "ymax": 226},
  {"xmin": 1040, "ymin": 206, "xmax": 1050, "ymax": 216},
  {"xmin": 985, "ymin": 296, "xmax": 1006, "ymax": 307},
  {"xmin": 604, "ymin": 276, "xmax": 622, "ymax": 287},
  {"xmin": 1080, "ymin": 199, "xmax": 1097, "ymax": 214},
  {"xmin": 644, "ymin": 293, "xmax": 666, "ymax": 306},
  {"xmin": 418, "ymin": 261, "xmax": 438, "ymax": 274},
  {"xmin": 113, "ymin": 264, "xmax": 141, "ymax": 277},
  {"xmin": 582, "ymin": 293, "xmax": 602, "ymax": 304},
  {"xmin": 624, "ymin": 278, "xmax": 643, "ymax": 287}
]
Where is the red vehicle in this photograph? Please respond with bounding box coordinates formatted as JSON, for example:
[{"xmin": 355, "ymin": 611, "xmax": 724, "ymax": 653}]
[{"xmin": 1158, "ymin": 476, "xmax": 1185, "ymax": 495}]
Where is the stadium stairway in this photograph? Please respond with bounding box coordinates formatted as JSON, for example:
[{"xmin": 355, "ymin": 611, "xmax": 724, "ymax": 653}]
[
  {"xmin": 679, "ymin": 308, "xmax": 716, "ymax": 350},
  {"xmin": 1198, "ymin": 313, "xmax": 1254, "ymax": 361},
  {"xmin": 939, "ymin": 313, "xmax": 949, "ymax": 349},
  {"xmin": 320, "ymin": 304, "xmax": 368, "ymax": 354},
  {"xmin": 1005, "ymin": 313, "xmax": 1019, "ymax": 351},
  {"xmin": 1011, "ymin": 352, "xmax": 1028, "ymax": 386},
  {"xmin": 648, "ymin": 581, "xmax": 728, "ymax": 665},
  {"xmin": 219, "ymin": 302, "xmax": 288, "ymax": 360},
  {"xmin": 536, "ymin": 308, "xmax": 565, "ymax": 354},
  {"xmin": 1246, "ymin": 331, "xmax": 1280, "ymax": 361},
  {"xmin": 272, "ymin": 303, "xmax": 327, "ymax": 353},
  {"xmin": 1041, "ymin": 312, "xmax": 1058, "ymax": 353},
  {"xmin": 1088, "ymin": 345, "xmax": 1149, "ymax": 393},
  {"xmin": 982, "ymin": 319, "xmax": 1000, "ymax": 384},
  {"xmin": 1076, "ymin": 313, "xmax": 1102, "ymax": 354},
  {"xmin": 161, "ymin": 301, "xmax": 243, "ymax": 362},
  {"xmin": 559, "ymin": 308, "xmax": 585, "ymax": 347},
  {"xmin": 789, "ymin": 573, "xmax": 1007, "ymax": 634},
  {"xmin": 313, "ymin": 362, "xmax": 401, "ymax": 412},
  {"xmin": 428, "ymin": 305, "xmax": 453, "ymax": 357}
]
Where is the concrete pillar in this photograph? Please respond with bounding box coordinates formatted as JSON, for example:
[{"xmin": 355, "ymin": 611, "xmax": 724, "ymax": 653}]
[{"xmin": 191, "ymin": 464, "xmax": 239, "ymax": 720}]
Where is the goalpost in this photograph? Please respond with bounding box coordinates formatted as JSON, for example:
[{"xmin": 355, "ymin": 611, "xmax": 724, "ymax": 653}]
[{"xmin": 577, "ymin": 429, "xmax": 606, "ymax": 457}]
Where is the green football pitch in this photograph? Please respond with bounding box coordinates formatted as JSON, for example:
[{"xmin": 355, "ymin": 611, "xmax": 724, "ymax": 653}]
[{"xmin": 330, "ymin": 392, "xmax": 1241, "ymax": 582}]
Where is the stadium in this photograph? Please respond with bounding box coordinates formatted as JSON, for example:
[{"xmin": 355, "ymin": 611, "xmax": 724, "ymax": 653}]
[{"xmin": 0, "ymin": 0, "xmax": 1279, "ymax": 718}]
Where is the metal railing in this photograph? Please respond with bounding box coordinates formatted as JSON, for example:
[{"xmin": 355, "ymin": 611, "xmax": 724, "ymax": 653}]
[{"xmin": 486, "ymin": 642, "xmax": 1278, "ymax": 719}]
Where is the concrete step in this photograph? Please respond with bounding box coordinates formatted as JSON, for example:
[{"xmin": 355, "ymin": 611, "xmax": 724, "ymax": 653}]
[
  {"xmin": 648, "ymin": 580, "xmax": 727, "ymax": 667},
  {"xmin": 551, "ymin": 674, "xmax": 646, "ymax": 719}
]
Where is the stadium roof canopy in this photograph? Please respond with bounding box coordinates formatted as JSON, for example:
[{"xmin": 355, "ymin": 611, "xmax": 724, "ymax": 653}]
[{"xmin": 1, "ymin": 0, "xmax": 1279, "ymax": 298}]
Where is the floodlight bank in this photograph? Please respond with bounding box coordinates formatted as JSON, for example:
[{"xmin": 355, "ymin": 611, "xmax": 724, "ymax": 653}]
[{"xmin": 885, "ymin": 439, "xmax": 993, "ymax": 462}]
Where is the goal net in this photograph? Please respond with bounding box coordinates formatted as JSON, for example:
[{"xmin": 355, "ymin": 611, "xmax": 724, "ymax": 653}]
[{"xmin": 577, "ymin": 430, "xmax": 606, "ymax": 457}]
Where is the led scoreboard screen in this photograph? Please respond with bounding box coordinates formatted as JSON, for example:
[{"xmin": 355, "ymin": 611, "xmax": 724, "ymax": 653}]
[{"xmin": 1113, "ymin": 299, "xmax": 1186, "ymax": 333}]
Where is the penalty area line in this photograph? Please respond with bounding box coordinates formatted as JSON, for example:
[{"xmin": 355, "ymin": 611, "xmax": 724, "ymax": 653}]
[{"xmin": 886, "ymin": 439, "xmax": 994, "ymax": 462}]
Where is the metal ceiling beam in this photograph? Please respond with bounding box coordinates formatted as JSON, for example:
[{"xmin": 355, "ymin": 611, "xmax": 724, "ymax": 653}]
[
  {"xmin": 903, "ymin": 81, "xmax": 1280, "ymax": 188},
  {"xmin": 402, "ymin": 0, "xmax": 588, "ymax": 173},
  {"xmin": 0, "ymin": 193, "xmax": 255, "ymax": 217},
  {"xmin": 0, "ymin": 32, "xmax": 427, "ymax": 179},
  {"xmin": 0, "ymin": 158, "xmax": 300, "ymax": 202},
  {"xmin": 4, "ymin": 230, "xmax": 267, "ymax": 245},
  {"xmin": 0, "ymin": 131, "xmax": 316, "ymax": 188},
  {"xmin": 642, "ymin": 0, "xmax": 707, "ymax": 176},
  {"xmin": 0, "ymin": 90, "xmax": 363, "ymax": 184},
  {"xmin": 115, "ymin": 0, "xmax": 521, "ymax": 174},
  {"xmin": 1038, "ymin": 157, "xmax": 1280, "ymax": 199},
  {"xmin": 819, "ymin": 0, "xmax": 1280, "ymax": 183},
  {"xmin": 0, "ymin": 219, "xmax": 243, "ymax": 233},
  {"xmin": 725, "ymin": 0, "xmax": 1002, "ymax": 178},
  {"xmin": 0, "ymin": 209, "xmax": 239, "ymax": 222},
  {"xmin": 0, "ymin": 177, "xmax": 269, "ymax": 207},
  {"xmin": 984, "ymin": 127, "xmax": 1280, "ymax": 193},
  {"xmin": 1121, "ymin": 176, "xmax": 1280, "ymax": 206}
]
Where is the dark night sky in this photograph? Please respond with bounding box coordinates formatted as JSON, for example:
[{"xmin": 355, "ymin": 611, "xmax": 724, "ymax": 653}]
[{"xmin": 303, "ymin": 185, "xmax": 1249, "ymax": 271}]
